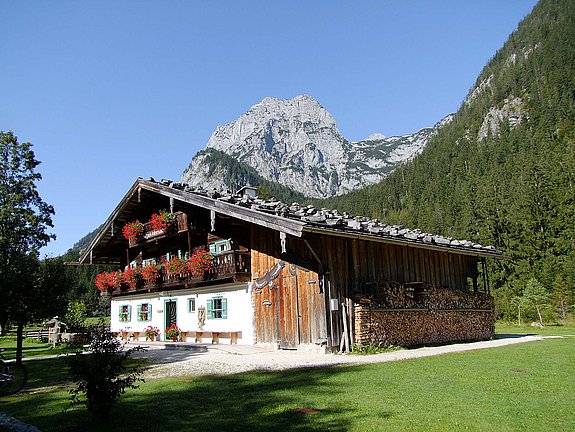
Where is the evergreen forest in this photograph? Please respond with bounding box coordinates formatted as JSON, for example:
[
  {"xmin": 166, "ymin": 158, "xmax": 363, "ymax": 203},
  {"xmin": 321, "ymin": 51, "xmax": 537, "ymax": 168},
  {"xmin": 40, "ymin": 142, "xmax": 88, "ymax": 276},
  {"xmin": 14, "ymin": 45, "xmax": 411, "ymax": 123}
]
[{"xmin": 320, "ymin": 0, "xmax": 575, "ymax": 320}]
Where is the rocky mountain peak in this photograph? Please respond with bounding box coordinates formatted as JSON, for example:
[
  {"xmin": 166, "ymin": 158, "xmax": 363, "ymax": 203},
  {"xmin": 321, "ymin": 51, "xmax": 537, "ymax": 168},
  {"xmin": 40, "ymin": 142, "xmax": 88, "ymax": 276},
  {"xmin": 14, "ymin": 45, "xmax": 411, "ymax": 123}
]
[{"xmin": 181, "ymin": 95, "xmax": 449, "ymax": 198}]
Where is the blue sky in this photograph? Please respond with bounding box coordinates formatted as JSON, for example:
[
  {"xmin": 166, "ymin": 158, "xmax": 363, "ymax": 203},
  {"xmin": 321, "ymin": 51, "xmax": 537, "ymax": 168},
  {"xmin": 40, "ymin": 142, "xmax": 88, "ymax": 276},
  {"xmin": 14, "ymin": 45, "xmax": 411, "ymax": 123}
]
[{"xmin": 1, "ymin": 1, "xmax": 538, "ymax": 257}]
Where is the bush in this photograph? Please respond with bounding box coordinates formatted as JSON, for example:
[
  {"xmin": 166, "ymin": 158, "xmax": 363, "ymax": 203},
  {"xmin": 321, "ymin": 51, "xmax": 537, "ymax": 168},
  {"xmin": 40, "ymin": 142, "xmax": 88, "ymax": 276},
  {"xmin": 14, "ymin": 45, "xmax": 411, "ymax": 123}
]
[
  {"xmin": 64, "ymin": 300, "xmax": 88, "ymax": 333},
  {"xmin": 66, "ymin": 325, "xmax": 145, "ymax": 419},
  {"xmin": 351, "ymin": 342, "xmax": 402, "ymax": 355}
]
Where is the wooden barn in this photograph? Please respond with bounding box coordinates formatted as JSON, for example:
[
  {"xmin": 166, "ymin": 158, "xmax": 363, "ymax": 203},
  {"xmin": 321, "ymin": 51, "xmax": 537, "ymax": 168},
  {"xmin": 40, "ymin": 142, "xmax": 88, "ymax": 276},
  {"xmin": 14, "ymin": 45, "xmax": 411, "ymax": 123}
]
[{"xmin": 80, "ymin": 178, "xmax": 501, "ymax": 350}]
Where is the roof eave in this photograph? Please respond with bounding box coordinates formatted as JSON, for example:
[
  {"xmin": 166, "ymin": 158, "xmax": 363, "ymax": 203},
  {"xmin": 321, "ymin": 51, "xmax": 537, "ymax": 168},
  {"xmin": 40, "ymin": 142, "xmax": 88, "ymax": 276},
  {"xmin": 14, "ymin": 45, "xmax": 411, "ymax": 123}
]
[{"xmin": 302, "ymin": 225, "xmax": 503, "ymax": 259}]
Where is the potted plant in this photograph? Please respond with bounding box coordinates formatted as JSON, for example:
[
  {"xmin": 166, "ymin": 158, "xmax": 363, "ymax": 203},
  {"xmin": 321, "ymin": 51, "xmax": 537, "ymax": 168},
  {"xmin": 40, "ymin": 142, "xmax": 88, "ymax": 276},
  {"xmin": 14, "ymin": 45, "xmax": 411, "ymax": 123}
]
[
  {"xmin": 166, "ymin": 256, "xmax": 187, "ymax": 277},
  {"xmin": 165, "ymin": 324, "xmax": 180, "ymax": 341},
  {"xmin": 187, "ymin": 249, "xmax": 213, "ymax": 277},
  {"xmin": 95, "ymin": 270, "xmax": 123, "ymax": 294},
  {"xmin": 95, "ymin": 272, "xmax": 110, "ymax": 293},
  {"xmin": 144, "ymin": 325, "xmax": 160, "ymax": 341},
  {"xmin": 149, "ymin": 210, "xmax": 175, "ymax": 232},
  {"xmin": 122, "ymin": 220, "xmax": 145, "ymax": 243},
  {"xmin": 141, "ymin": 264, "xmax": 160, "ymax": 286},
  {"xmin": 122, "ymin": 267, "xmax": 141, "ymax": 290}
]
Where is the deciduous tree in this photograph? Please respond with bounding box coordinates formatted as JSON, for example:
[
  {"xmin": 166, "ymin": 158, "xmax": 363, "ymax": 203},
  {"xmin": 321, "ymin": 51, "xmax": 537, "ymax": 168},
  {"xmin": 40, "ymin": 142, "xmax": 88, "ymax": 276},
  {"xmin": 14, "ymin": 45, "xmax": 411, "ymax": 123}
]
[{"xmin": 0, "ymin": 131, "xmax": 56, "ymax": 362}]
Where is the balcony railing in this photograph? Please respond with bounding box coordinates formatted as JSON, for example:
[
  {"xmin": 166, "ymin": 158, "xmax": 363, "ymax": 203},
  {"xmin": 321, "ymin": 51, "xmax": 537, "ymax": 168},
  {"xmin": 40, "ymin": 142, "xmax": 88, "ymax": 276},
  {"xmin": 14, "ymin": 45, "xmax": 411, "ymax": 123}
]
[
  {"xmin": 128, "ymin": 212, "xmax": 188, "ymax": 248},
  {"xmin": 111, "ymin": 250, "xmax": 251, "ymax": 296}
]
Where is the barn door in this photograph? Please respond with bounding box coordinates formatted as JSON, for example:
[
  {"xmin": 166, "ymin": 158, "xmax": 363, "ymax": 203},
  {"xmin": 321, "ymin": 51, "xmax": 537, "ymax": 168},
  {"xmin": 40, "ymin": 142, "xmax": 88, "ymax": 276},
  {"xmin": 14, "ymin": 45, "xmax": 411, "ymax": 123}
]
[{"xmin": 278, "ymin": 270, "xmax": 300, "ymax": 349}]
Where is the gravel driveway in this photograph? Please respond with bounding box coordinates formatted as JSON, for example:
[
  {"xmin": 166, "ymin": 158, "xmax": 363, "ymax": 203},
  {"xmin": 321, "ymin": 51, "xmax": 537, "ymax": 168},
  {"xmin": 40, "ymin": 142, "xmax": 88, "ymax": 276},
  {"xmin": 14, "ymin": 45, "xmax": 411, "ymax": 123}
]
[{"xmin": 131, "ymin": 334, "xmax": 554, "ymax": 379}]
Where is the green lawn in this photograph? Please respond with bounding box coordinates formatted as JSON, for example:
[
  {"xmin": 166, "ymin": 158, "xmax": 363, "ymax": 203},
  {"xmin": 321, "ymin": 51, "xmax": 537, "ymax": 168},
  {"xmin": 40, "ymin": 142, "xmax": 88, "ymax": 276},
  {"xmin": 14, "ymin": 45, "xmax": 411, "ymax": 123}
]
[
  {"xmin": 0, "ymin": 336, "xmax": 78, "ymax": 360},
  {"xmin": 495, "ymin": 321, "xmax": 575, "ymax": 336},
  {"xmin": 1, "ymin": 333, "xmax": 573, "ymax": 431}
]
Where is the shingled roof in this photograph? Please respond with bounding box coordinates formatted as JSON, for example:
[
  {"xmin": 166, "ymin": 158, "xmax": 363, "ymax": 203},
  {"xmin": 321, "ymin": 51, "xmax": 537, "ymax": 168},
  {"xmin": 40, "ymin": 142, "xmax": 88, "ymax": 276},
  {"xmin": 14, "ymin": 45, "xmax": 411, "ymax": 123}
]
[{"xmin": 80, "ymin": 177, "xmax": 502, "ymax": 264}]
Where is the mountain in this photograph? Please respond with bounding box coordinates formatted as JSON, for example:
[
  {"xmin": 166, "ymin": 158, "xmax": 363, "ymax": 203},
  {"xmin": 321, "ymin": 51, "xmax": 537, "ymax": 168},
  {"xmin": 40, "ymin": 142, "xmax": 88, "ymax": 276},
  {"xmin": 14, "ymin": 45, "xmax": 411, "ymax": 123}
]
[
  {"xmin": 321, "ymin": 0, "xmax": 575, "ymax": 318},
  {"xmin": 181, "ymin": 95, "xmax": 449, "ymax": 198}
]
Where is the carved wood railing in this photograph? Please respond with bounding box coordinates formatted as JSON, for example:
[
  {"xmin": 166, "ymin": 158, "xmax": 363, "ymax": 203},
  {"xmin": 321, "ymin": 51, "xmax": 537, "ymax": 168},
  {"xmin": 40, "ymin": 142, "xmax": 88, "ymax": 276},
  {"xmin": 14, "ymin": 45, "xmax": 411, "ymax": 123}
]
[
  {"xmin": 128, "ymin": 212, "xmax": 188, "ymax": 248},
  {"xmin": 112, "ymin": 250, "xmax": 251, "ymax": 295}
]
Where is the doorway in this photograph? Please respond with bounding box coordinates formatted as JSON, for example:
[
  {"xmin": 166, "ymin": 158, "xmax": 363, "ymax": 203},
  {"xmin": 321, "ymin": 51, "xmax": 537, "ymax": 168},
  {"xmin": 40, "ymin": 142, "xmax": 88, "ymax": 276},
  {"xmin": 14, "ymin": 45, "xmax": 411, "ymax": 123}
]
[{"xmin": 164, "ymin": 299, "xmax": 177, "ymax": 335}]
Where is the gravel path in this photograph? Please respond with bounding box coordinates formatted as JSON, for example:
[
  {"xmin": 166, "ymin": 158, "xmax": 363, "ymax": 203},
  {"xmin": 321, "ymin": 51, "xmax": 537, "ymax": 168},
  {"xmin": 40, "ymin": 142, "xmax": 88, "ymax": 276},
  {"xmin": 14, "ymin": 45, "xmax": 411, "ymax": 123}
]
[{"xmin": 132, "ymin": 334, "xmax": 555, "ymax": 379}]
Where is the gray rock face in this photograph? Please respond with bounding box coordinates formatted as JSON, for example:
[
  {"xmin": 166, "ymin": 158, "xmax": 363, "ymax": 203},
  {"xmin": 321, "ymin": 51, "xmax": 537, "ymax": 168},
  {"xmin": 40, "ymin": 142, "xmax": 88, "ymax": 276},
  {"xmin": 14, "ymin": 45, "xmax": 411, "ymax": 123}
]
[{"xmin": 181, "ymin": 95, "xmax": 451, "ymax": 198}]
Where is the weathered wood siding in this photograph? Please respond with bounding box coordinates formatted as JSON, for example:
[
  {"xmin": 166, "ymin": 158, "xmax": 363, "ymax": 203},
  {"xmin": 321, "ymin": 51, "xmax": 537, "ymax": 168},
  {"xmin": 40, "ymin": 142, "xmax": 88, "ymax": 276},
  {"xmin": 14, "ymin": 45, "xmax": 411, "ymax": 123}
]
[
  {"xmin": 251, "ymin": 226, "xmax": 327, "ymax": 348},
  {"xmin": 252, "ymin": 228, "xmax": 489, "ymax": 350},
  {"xmin": 313, "ymin": 235, "xmax": 486, "ymax": 349},
  {"xmin": 319, "ymin": 236, "xmax": 474, "ymax": 295}
]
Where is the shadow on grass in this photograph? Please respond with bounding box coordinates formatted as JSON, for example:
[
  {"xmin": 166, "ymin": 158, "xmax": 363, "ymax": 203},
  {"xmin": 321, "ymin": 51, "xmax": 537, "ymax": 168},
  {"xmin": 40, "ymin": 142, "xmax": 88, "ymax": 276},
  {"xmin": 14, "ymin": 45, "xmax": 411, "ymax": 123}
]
[{"xmin": 3, "ymin": 365, "xmax": 393, "ymax": 432}]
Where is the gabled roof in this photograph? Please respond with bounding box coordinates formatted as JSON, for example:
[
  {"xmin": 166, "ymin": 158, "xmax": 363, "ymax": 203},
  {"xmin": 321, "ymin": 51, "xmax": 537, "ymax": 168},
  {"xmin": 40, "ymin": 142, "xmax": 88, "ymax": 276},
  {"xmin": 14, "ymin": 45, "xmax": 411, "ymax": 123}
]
[{"xmin": 79, "ymin": 178, "xmax": 502, "ymax": 264}]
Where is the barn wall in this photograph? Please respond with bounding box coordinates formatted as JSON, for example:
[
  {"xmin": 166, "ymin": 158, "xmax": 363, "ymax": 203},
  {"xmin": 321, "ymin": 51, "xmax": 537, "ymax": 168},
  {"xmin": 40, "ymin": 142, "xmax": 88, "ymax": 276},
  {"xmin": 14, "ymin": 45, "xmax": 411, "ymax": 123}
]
[
  {"xmin": 251, "ymin": 225, "xmax": 327, "ymax": 348},
  {"xmin": 314, "ymin": 235, "xmax": 491, "ymax": 349},
  {"xmin": 319, "ymin": 236, "xmax": 474, "ymax": 294}
]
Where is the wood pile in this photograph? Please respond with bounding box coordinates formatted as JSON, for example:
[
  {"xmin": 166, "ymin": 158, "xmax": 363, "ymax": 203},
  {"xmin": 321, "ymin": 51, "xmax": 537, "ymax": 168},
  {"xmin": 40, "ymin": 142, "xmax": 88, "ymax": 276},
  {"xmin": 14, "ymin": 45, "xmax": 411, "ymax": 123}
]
[
  {"xmin": 354, "ymin": 282, "xmax": 494, "ymax": 347},
  {"xmin": 355, "ymin": 281, "xmax": 493, "ymax": 311}
]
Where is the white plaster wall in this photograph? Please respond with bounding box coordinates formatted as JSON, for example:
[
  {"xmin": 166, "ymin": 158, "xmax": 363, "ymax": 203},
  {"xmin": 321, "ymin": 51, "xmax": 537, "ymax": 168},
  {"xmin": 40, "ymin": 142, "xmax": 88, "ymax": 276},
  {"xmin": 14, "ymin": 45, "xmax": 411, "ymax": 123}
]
[{"xmin": 110, "ymin": 283, "xmax": 254, "ymax": 343}]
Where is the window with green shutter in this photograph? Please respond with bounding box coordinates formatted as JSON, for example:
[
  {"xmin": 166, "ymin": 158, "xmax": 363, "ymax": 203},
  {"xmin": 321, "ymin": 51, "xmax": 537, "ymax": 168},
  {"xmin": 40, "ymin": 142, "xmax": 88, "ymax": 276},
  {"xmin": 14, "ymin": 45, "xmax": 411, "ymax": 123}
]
[
  {"xmin": 119, "ymin": 305, "xmax": 132, "ymax": 322},
  {"xmin": 137, "ymin": 303, "xmax": 151, "ymax": 322},
  {"xmin": 207, "ymin": 297, "xmax": 227, "ymax": 319}
]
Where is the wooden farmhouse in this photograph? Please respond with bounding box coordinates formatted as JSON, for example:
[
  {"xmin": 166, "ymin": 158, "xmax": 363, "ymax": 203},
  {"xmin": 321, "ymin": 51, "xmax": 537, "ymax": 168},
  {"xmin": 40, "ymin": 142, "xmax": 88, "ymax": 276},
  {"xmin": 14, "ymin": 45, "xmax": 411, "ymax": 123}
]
[{"xmin": 80, "ymin": 178, "xmax": 502, "ymax": 350}]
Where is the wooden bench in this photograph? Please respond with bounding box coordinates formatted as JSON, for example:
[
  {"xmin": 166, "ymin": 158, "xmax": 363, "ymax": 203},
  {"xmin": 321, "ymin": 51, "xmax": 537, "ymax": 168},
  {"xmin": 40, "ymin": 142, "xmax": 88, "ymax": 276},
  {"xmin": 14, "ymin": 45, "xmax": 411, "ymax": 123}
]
[
  {"xmin": 180, "ymin": 331, "xmax": 241, "ymax": 344},
  {"xmin": 25, "ymin": 330, "xmax": 49, "ymax": 339}
]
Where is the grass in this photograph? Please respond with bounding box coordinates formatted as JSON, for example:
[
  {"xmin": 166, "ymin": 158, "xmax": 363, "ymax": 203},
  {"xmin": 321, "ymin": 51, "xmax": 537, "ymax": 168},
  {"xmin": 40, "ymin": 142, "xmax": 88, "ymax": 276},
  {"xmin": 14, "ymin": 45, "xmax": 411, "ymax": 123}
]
[
  {"xmin": 0, "ymin": 336, "xmax": 78, "ymax": 360},
  {"xmin": 495, "ymin": 321, "xmax": 575, "ymax": 336},
  {"xmin": 1, "ymin": 331, "xmax": 573, "ymax": 431}
]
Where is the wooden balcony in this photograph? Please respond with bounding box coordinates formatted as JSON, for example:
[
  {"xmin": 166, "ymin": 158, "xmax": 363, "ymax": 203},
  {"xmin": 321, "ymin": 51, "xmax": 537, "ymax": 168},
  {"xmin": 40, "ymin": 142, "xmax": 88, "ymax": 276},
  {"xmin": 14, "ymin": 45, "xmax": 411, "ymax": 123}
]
[
  {"xmin": 128, "ymin": 212, "xmax": 188, "ymax": 248},
  {"xmin": 110, "ymin": 250, "xmax": 251, "ymax": 296}
]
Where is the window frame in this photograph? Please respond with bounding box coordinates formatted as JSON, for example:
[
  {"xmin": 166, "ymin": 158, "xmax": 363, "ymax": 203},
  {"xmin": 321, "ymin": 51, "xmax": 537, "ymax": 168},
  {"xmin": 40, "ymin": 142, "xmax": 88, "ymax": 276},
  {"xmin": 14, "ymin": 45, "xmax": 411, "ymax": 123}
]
[
  {"xmin": 119, "ymin": 305, "xmax": 132, "ymax": 323},
  {"xmin": 187, "ymin": 298, "xmax": 196, "ymax": 313},
  {"xmin": 137, "ymin": 303, "xmax": 152, "ymax": 322},
  {"xmin": 207, "ymin": 296, "xmax": 227, "ymax": 320}
]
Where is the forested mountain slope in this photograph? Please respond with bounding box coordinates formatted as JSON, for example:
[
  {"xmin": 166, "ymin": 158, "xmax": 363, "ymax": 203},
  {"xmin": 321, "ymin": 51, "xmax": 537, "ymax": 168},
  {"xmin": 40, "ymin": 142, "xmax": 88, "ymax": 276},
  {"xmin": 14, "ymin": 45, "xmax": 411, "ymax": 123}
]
[{"xmin": 320, "ymin": 0, "xmax": 575, "ymax": 317}]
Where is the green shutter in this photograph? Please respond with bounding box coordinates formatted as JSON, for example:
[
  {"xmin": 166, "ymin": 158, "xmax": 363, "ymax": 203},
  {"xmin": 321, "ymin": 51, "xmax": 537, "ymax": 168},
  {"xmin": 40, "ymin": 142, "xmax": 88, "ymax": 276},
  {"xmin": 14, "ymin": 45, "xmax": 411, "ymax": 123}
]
[
  {"xmin": 207, "ymin": 299, "xmax": 213, "ymax": 319},
  {"xmin": 221, "ymin": 298, "xmax": 228, "ymax": 319},
  {"xmin": 138, "ymin": 303, "xmax": 151, "ymax": 321},
  {"xmin": 127, "ymin": 305, "xmax": 132, "ymax": 322}
]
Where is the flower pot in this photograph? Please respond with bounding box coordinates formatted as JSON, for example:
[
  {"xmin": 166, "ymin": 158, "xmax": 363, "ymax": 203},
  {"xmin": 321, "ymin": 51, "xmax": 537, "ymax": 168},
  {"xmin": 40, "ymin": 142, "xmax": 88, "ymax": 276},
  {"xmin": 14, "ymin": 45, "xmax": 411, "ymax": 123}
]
[{"xmin": 171, "ymin": 336, "xmax": 177, "ymax": 342}]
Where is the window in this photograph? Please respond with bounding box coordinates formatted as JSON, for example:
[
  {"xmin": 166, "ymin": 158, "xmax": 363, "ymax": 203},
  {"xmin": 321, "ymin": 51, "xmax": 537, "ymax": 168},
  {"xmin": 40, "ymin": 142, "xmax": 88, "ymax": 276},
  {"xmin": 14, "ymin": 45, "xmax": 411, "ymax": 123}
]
[
  {"xmin": 209, "ymin": 239, "xmax": 231, "ymax": 255},
  {"xmin": 207, "ymin": 297, "xmax": 227, "ymax": 319},
  {"xmin": 187, "ymin": 298, "xmax": 196, "ymax": 313},
  {"xmin": 119, "ymin": 305, "xmax": 132, "ymax": 322},
  {"xmin": 137, "ymin": 303, "xmax": 151, "ymax": 322}
]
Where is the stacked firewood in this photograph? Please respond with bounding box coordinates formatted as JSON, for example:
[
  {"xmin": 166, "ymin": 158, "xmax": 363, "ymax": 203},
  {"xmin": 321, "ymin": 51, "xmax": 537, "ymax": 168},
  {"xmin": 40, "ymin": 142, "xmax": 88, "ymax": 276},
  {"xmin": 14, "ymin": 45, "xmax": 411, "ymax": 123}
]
[
  {"xmin": 355, "ymin": 281, "xmax": 493, "ymax": 311},
  {"xmin": 354, "ymin": 282, "xmax": 494, "ymax": 347}
]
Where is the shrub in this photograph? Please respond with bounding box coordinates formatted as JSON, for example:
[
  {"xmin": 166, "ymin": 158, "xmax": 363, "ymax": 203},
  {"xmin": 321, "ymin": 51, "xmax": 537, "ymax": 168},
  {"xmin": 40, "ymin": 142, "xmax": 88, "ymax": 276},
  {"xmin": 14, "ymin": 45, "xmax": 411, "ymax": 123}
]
[
  {"xmin": 66, "ymin": 325, "xmax": 145, "ymax": 419},
  {"xmin": 351, "ymin": 342, "xmax": 402, "ymax": 355},
  {"xmin": 64, "ymin": 300, "xmax": 88, "ymax": 333}
]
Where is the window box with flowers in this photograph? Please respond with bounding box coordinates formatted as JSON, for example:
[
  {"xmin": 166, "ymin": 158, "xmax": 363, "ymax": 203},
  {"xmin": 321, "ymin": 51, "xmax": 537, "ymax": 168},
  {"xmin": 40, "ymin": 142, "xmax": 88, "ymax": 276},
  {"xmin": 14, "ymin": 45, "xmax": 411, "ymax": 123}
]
[
  {"xmin": 166, "ymin": 256, "xmax": 188, "ymax": 279},
  {"xmin": 165, "ymin": 324, "xmax": 180, "ymax": 341},
  {"xmin": 187, "ymin": 249, "xmax": 213, "ymax": 278},
  {"xmin": 122, "ymin": 221, "xmax": 145, "ymax": 246},
  {"xmin": 123, "ymin": 267, "xmax": 142, "ymax": 290},
  {"xmin": 119, "ymin": 305, "xmax": 131, "ymax": 323},
  {"xmin": 95, "ymin": 270, "xmax": 124, "ymax": 294},
  {"xmin": 137, "ymin": 303, "xmax": 152, "ymax": 322},
  {"xmin": 141, "ymin": 264, "xmax": 160, "ymax": 286},
  {"xmin": 149, "ymin": 209, "xmax": 175, "ymax": 232}
]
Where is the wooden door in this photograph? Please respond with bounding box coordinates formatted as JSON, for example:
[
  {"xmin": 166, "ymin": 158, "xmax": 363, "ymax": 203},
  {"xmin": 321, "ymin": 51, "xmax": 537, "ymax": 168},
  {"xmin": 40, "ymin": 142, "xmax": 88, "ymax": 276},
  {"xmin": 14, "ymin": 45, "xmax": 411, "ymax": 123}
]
[{"xmin": 278, "ymin": 270, "xmax": 300, "ymax": 349}]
